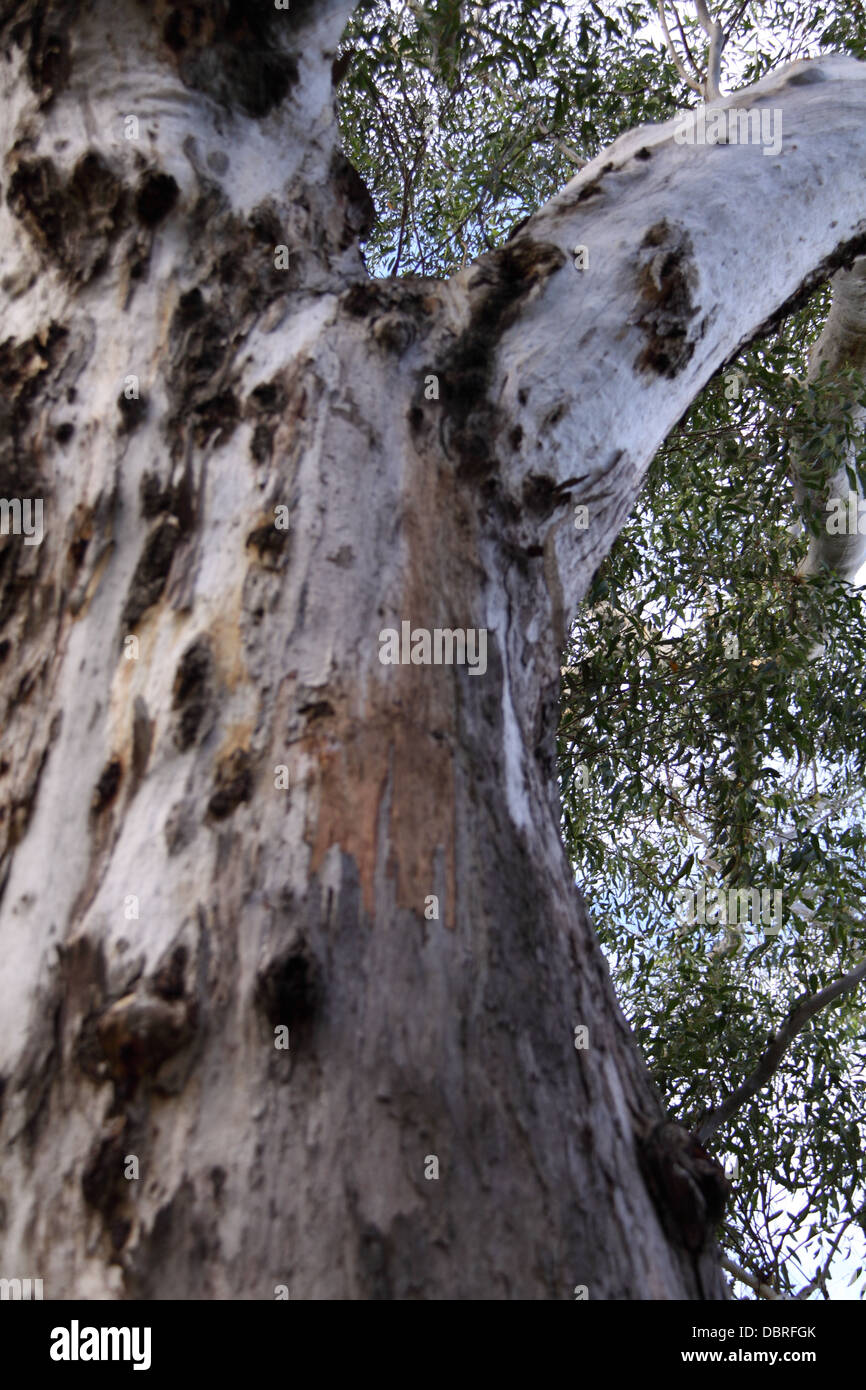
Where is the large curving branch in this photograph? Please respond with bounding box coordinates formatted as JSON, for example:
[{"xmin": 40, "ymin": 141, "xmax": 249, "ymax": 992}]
[{"xmin": 438, "ymin": 57, "xmax": 866, "ymax": 644}]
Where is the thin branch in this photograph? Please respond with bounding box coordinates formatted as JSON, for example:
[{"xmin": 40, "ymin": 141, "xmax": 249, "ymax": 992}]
[
  {"xmin": 535, "ymin": 118, "xmax": 586, "ymax": 168},
  {"xmin": 795, "ymin": 1214, "xmax": 856, "ymax": 1299},
  {"xmin": 693, "ymin": 0, "xmax": 725, "ymax": 99},
  {"xmin": 696, "ymin": 954, "xmax": 866, "ymax": 1142},
  {"xmin": 657, "ymin": 0, "xmax": 703, "ymax": 94},
  {"xmin": 721, "ymin": 1254, "xmax": 783, "ymax": 1299},
  {"xmin": 726, "ymin": 0, "xmax": 751, "ymax": 38},
  {"xmin": 674, "ymin": 3, "xmax": 704, "ymax": 83}
]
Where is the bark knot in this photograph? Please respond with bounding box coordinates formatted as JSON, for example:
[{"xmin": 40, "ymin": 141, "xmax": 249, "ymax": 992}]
[{"xmin": 638, "ymin": 1121, "xmax": 730, "ymax": 1254}]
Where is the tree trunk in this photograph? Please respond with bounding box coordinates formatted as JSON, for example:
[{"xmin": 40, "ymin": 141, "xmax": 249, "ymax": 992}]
[{"xmin": 2, "ymin": 4, "xmax": 865, "ymax": 1299}]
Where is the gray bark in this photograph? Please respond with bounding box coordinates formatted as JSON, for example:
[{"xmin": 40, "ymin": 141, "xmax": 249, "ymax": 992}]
[{"xmin": 1, "ymin": 4, "xmax": 865, "ymax": 1299}]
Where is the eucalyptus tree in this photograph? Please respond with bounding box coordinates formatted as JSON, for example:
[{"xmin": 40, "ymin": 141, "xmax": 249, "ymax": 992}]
[{"xmin": 1, "ymin": 0, "xmax": 865, "ymax": 1301}]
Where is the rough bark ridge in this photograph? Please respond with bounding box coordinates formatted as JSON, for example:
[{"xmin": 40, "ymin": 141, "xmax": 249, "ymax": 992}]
[{"xmin": 1, "ymin": 3, "xmax": 865, "ymax": 1299}]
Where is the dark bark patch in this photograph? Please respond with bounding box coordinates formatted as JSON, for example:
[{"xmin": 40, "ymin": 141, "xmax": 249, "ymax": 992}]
[
  {"xmin": 164, "ymin": 202, "xmax": 292, "ymax": 454},
  {"xmin": 638, "ymin": 1122, "xmax": 730, "ymax": 1254},
  {"xmin": 121, "ymin": 516, "xmax": 182, "ymax": 630},
  {"xmin": 357, "ymin": 1225, "xmax": 392, "ymax": 1299},
  {"xmin": 96, "ymin": 991, "xmax": 196, "ymax": 1084},
  {"xmin": 331, "ymin": 149, "xmax": 375, "ymax": 247},
  {"xmin": 0, "ymin": 324, "xmax": 67, "ymax": 494},
  {"xmin": 90, "ymin": 757, "xmax": 122, "ymax": 818},
  {"xmin": 158, "ymin": 1, "xmax": 298, "ymax": 117},
  {"xmin": 635, "ymin": 146, "xmax": 652, "ymax": 160},
  {"xmin": 436, "ymin": 239, "xmax": 566, "ymax": 480},
  {"xmin": 209, "ymin": 1165, "xmax": 227, "ymax": 1201},
  {"xmin": 207, "ymin": 747, "xmax": 253, "ymax": 819},
  {"xmin": 522, "ymin": 472, "xmax": 573, "ymax": 519},
  {"xmin": 81, "ymin": 1115, "xmax": 128, "ymax": 1216},
  {"xmin": 7, "ymin": 152, "xmax": 125, "ymax": 284},
  {"xmin": 2, "ymin": 6, "xmax": 74, "ymax": 104},
  {"xmin": 342, "ymin": 281, "xmax": 389, "ymax": 319},
  {"xmin": 7, "ymin": 971, "xmax": 63, "ymax": 1147},
  {"xmin": 340, "ymin": 276, "xmax": 440, "ymax": 325},
  {"xmin": 131, "ymin": 695, "xmax": 153, "ymax": 787},
  {"xmin": 152, "ymin": 945, "xmax": 188, "ymax": 1002},
  {"xmin": 192, "ymin": 389, "xmax": 239, "ymax": 447},
  {"xmin": 246, "ymin": 519, "xmax": 290, "ymax": 570},
  {"xmin": 543, "ymin": 401, "xmax": 567, "ymax": 429},
  {"xmin": 634, "ymin": 220, "xmax": 701, "ymax": 378},
  {"xmin": 575, "ymin": 176, "xmax": 604, "ymax": 202},
  {"xmin": 244, "ymin": 372, "xmax": 303, "ymax": 471},
  {"xmin": 256, "ymin": 943, "xmax": 320, "ymax": 1037},
  {"xmin": 172, "ymin": 635, "xmax": 214, "ymax": 750},
  {"xmin": 248, "ymin": 379, "xmax": 287, "ymax": 414},
  {"xmin": 250, "ymin": 420, "xmax": 274, "ymax": 467},
  {"xmin": 298, "ymin": 698, "xmax": 334, "ymax": 722},
  {"xmin": 785, "ymin": 66, "xmax": 827, "ymax": 84},
  {"xmin": 371, "ymin": 311, "xmax": 416, "ymax": 354},
  {"xmin": 134, "ymin": 170, "xmax": 179, "ymax": 227},
  {"xmin": 140, "ymin": 471, "xmax": 171, "ymax": 518},
  {"xmin": 30, "ymin": 27, "xmax": 71, "ymax": 102},
  {"xmin": 117, "ymin": 388, "xmax": 148, "ymax": 433}
]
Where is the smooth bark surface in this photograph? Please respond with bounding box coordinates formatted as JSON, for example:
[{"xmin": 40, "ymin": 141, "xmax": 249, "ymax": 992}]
[{"xmin": 1, "ymin": 3, "xmax": 865, "ymax": 1299}]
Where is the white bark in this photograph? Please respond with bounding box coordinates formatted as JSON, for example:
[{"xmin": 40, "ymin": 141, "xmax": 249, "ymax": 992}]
[
  {"xmin": 1, "ymin": 5, "xmax": 865, "ymax": 1299},
  {"xmin": 797, "ymin": 256, "xmax": 866, "ymax": 579}
]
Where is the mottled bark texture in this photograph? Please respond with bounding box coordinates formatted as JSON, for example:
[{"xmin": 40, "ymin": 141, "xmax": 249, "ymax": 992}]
[{"xmin": 1, "ymin": 2, "xmax": 865, "ymax": 1299}]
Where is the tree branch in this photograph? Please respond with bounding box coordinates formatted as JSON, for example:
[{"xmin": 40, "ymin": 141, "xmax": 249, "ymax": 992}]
[
  {"xmin": 459, "ymin": 57, "xmax": 866, "ymax": 636},
  {"xmin": 795, "ymin": 1213, "xmax": 858, "ymax": 1299},
  {"xmin": 657, "ymin": 0, "xmax": 704, "ymax": 94},
  {"xmin": 721, "ymin": 1254, "xmax": 783, "ymax": 1299},
  {"xmin": 695, "ymin": 955, "xmax": 866, "ymax": 1143},
  {"xmin": 693, "ymin": 0, "xmax": 725, "ymax": 99}
]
